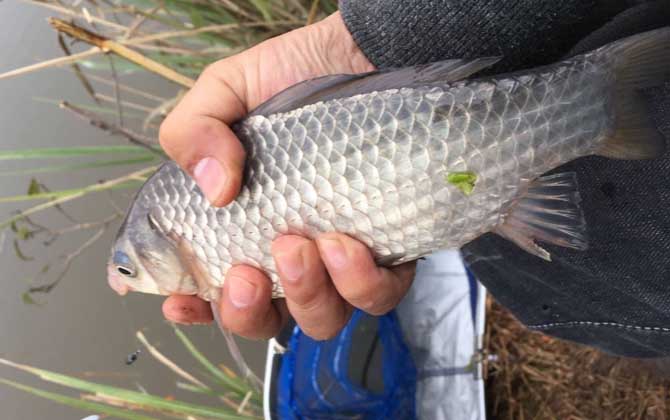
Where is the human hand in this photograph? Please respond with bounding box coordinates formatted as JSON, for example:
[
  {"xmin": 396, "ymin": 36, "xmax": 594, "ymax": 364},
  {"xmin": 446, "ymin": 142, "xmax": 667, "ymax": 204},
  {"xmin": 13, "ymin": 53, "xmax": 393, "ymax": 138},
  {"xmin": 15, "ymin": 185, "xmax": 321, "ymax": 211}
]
[{"xmin": 158, "ymin": 12, "xmax": 416, "ymax": 340}]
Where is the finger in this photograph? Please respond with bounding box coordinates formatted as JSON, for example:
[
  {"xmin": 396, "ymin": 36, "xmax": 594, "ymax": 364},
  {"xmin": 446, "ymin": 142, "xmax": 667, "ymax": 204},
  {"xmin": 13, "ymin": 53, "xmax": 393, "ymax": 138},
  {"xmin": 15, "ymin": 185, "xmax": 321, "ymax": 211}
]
[
  {"xmin": 215, "ymin": 265, "xmax": 286, "ymax": 340},
  {"xmin": 159, "ymin": 58, "xmax": 248, "ymax": 207},
  {"xmin": 162, "ymin": 295, "xmax": 214, "ymax": 325},
  {"xmin": 272, "ymin": 235, "xmax": 352, "ymax": 340},
  {"xmin": 316, "ymin": 233, "xmax": 416, "ymax": 316}
]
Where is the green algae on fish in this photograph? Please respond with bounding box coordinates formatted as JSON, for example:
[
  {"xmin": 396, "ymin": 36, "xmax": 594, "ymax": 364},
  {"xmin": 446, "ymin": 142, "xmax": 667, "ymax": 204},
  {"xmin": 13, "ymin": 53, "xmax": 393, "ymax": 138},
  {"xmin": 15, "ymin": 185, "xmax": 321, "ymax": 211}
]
[{"xmin": 446, "ymin": 171, "xmax": 478, "ymax": 196}]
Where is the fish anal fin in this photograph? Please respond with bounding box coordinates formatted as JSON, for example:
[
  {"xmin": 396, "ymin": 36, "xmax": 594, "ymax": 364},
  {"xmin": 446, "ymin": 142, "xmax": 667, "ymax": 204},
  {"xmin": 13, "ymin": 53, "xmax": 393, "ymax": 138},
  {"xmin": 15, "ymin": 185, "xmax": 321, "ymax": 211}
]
[
  {"xmin": 495, "ymin": 226, "xmax": 552, "ymax": 261},
  {"xmin": 495, "ymin": 172, "xmax": 588, "ymax": 261},
  {"xmin": 249, "ymin": 57, "xmax": 502, "ymax": 117}
]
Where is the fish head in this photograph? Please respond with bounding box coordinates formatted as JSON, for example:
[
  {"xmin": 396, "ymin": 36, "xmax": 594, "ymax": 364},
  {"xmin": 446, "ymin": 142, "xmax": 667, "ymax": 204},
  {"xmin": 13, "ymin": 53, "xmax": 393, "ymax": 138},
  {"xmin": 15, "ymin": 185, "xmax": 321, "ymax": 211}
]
[{"xmin": 108, "ymin": 181, "xmax": 199, "ymax": 297}]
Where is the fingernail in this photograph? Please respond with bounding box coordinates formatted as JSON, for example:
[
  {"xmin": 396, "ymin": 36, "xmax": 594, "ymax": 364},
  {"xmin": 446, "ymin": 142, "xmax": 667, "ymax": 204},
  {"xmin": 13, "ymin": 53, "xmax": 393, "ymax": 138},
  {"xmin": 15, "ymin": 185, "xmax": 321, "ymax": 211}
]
[
  {"xmin": 274, "ymin": 245, "xmax": 305, "ymax": 284},
  {"xmin": 228, "ymin": 276, "xmax": 257, "ymax": 308},
  {"xmin": 319, "ymin": 237, "xmax": 348, "ymax": 270},
  {"xmin": 193, "ymin": 157, "xmax": 226, "ymax": 204}
]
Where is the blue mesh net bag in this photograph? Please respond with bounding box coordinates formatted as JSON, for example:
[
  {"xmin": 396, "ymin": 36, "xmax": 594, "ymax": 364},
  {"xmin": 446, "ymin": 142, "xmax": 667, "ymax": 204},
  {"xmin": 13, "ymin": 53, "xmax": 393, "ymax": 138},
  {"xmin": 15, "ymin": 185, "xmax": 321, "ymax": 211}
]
[
  {"xmin": 274, "ymin": 309, "xmax": 417, "ymax": 419},
  {"xmin": 263, "ymin": 250, "xmax": 487, "ymax": 420}
]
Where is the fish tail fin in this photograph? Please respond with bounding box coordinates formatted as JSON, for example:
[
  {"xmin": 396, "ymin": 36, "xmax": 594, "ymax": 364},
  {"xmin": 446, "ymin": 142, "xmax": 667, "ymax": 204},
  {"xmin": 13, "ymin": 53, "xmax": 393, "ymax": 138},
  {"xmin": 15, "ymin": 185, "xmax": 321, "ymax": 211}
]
[
  {"xmin": 596, "ymin": 27, "xmax": 670, "ymax": 160},
  {"xmin": 495, "ymin": 172, "xmax": 587, "ymax": 261}
]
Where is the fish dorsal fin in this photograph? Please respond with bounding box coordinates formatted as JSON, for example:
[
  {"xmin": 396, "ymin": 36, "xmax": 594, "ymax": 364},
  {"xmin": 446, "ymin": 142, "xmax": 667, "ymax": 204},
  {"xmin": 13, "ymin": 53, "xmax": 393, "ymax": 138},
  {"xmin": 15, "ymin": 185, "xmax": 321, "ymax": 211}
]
[{"xmin": 249, "ymin": 56, "xmax": 502, "ymax": 117}]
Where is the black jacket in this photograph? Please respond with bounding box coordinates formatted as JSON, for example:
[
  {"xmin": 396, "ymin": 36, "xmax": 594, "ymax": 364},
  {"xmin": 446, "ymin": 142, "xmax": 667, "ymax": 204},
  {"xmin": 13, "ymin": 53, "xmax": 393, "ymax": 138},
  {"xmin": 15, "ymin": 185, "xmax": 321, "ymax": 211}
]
[{"xmin": 340, "ymin": 0, "xmax": 670, "ymax": 358}]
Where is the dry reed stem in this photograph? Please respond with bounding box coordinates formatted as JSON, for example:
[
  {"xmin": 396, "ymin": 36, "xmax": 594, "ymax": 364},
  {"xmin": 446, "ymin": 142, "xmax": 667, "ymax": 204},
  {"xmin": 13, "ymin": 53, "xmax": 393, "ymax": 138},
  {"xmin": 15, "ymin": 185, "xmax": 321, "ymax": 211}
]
[
  {"xmin": 0, "ymin": 48, "xmax": 102, "ymax": 81},
  {"xmin": 218, "ymin": 0, "xmax": 256, "ymax": 20},
  {"xmin": 69, "ymin": 70, "xmax": 168, "ymax": 102},
  {"xmin": 142, "ymin": 92, "xmax": 183, "ymax": 132},
  {"xmin": 25, "ymin": 0, "xmax": 128, "ymax": 31},
  {"xmin": 49, "ymin": 18, "xmax": 196, "ymax": 88},
  {"xmin": 57, "ymin": 32, "xmax": 99, "ymax": 104},
  {"xmin": 93, "ymin": 93, "xmax": 154, "ymax": 113},
  {"xmin": 123, "ymin": 20, "xmax": 298, "ymax": 45},
  {"xmin": 107, "ymin": 54, "xmax": 124, "ymax": 126},
  {"xmin": 122, "ymin": 4, "xmax": 160, "ymax": 40},
  {"xmin": 306, "ymin": 0, "xmax": 320, "ymax": 25},
  {"xmin": 59, "ymin": 101, "xmax": 160, "ymax": 152},
  {"xmin": 28, "ymin": 226, "xmax": 108, "ymax": 295},
  {"xmin": 237, "ymin": 391, "xmax": 253, "ymax": 415},
  {"xmin": 135, "ymin": 331, "xmax": 209, "ymax": 390}
]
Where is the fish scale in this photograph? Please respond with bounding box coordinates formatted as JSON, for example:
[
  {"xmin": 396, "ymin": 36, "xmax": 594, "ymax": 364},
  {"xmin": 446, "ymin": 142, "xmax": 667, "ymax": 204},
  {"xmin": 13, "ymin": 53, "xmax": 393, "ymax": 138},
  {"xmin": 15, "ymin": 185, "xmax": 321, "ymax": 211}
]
[{"xmin": 110, "ymin": 28, "xmax": 670, "ymax": 301}]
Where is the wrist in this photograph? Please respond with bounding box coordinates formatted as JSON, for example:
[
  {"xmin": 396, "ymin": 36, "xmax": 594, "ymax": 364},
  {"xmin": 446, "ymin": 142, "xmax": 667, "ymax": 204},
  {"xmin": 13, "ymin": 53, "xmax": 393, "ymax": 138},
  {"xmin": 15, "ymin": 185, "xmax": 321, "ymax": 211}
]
[{"xmin": 314, "ymin": 11, "xmax": 376, "ymax": 74}]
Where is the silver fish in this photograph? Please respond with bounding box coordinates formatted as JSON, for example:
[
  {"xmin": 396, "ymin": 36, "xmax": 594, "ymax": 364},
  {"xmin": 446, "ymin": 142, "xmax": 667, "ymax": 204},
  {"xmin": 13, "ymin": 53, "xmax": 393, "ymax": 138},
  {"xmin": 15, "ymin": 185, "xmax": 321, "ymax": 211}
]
[{"xmin": 108, "ymin": 28, "xmax": 668, "ymax": 301}]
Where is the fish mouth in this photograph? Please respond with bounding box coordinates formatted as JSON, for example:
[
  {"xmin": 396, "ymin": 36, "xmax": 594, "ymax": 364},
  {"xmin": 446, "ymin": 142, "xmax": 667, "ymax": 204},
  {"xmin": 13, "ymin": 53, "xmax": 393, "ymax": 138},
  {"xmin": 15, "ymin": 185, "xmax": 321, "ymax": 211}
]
[{"xmin": 107, "ymin": 264, "xmax": 134, "ymax": 296}]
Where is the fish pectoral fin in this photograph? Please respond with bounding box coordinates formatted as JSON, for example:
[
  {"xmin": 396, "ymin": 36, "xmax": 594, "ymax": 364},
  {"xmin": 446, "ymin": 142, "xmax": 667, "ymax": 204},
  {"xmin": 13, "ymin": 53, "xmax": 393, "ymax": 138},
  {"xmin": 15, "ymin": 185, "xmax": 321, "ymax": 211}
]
[{"xmin": 494, "ymin": 172, "xmax": 588, "ymax": 261}]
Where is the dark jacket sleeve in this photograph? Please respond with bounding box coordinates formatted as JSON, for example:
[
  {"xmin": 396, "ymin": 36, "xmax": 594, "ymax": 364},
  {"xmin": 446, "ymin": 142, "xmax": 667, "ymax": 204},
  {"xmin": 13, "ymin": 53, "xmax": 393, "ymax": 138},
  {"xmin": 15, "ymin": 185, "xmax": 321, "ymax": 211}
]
[
  {"xmin": 339, "ymin": 0, "xmax": 626, "ymax": 71},
  {"xmin": 340, "ymin": 0, "xmax": 670, "ymax": 359}
]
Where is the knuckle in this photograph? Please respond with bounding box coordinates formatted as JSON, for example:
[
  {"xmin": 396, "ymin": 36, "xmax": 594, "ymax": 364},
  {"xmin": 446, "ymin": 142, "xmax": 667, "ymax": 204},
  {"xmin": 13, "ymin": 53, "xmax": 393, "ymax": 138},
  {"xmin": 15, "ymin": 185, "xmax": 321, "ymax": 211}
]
[
  {"xmin": 188, "ymin": 116, "xmax": 218, "ymax": 142},
  {"xmin": 234, "ymin": 320, "xmax": 260, "ymax": 337},
  {"xmin": 300, "ymin": 310, "xmax": 350, "ymax": 341},
  {"xmin": 229, "ymin": 265, "xmax": 268, "ymax": 285},
  {"xmin": 292, "ymin": 288, "xmax": 326, "ymax": 311},
  {"xmin": 284, "ymin": 274, "xmax": 325, "ymax": 308},
  {"xmin": 337, "ymin": 272, "xmax": 379, "ymax": 306},
  {"xmin": 352, "ymin": 288, "xmax": 396, "ymax": 315},
  {"xmin": 304, "ymin": 326, "xmax": 339, "ymax": 341},
  {"xmin": 201, "ymin": 62, "xmax": 221, "ymax": 80},
  {"xmin": 158, "ymin": 114, "xmax": 179, "ymax": 151},
  {"xmin": 236, "ymin": 325, "xmax": 272, "ymax": 340},
  {"xmin": 229, "ymin": 310, "xmax": 277, "ymax": 340}
]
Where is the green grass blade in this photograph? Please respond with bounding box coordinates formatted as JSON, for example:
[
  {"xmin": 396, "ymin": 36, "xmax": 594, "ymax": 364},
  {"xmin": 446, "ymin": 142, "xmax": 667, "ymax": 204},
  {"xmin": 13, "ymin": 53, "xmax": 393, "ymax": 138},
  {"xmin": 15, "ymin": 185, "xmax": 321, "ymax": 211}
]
[
  {"xmin": 0, "ymin": 379, "xmax": 158, "ymax": 420},
  {"xmin": 320, "ymin": 0, "xmax": 338, "ymax": 13},
  {"xmin": 0, "ymin": 181, "xmax": 142, "ymax": 204},
  {"xmin": 248, "ymin": 0, "xmax": 272, "ymax": 21},
  {"xmin": 0, "ymin": 146, "xmax": 151, "ymax": 161},
  {"xmin": 172, "ymin": 325, "xmax": 251, "ymax": 397},
  {"xmin": 80, "ymin": 55, "xmax": 144, "ymax": 74},
  {"xmin": 0, "ymin": 359, "xmax": 255, "ymax": 419},
  {"xmin": 33, "ymin": 97, "xmax": 147, "ymax": 120},
  {"xmin": 0, "ymin": 156, "xmax": 158, "ymax": 177},
  {"xmin": 188, "ymin": 6, "xmax": 207, "ymax": 28},
  {"xmin": 176, "ymin": 381, "xmax": 220, "ymax": 396},
  {"xmin": 162, "ymin": 0, "xmax": 236, "ymax": 24},
  {"xmin": 0, "ymin": 166, "xmax": 157, "ymax": 230},
  {"xmin": 147, "ymin": 53, "xmax": 213, "ymax": 66}
]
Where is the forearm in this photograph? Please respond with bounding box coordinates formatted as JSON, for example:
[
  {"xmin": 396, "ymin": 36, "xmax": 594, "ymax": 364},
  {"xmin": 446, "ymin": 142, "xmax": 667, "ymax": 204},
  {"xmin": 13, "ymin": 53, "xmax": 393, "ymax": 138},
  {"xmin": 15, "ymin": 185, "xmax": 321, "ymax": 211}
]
[{"xmin": 339, "ymin": 0, "xmax": 627, "ymax": 70}]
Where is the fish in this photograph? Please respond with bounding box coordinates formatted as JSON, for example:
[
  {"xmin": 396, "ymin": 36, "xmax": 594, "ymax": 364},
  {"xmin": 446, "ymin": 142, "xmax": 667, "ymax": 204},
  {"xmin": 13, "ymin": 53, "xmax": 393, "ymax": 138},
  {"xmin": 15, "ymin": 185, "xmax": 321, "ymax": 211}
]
[{"xmin": 108, "ymin": 28, "xmax": 668, "ymax": 302}]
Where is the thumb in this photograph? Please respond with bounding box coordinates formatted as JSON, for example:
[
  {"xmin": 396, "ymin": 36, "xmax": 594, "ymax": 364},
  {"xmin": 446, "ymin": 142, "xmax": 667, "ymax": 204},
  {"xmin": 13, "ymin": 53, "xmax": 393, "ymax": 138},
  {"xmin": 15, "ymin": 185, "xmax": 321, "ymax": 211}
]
[{"xmin": 159, "ymin": 58, "xmax": 249, "ymax": 207}]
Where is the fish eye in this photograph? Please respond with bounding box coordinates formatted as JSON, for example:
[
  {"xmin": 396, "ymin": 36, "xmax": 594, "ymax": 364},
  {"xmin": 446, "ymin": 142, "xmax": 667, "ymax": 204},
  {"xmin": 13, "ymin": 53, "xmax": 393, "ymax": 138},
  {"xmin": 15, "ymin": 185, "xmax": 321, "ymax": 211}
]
[
  {"xmin": 113, "ymin": 251, "xmax": 136, "ymax": 277},
  {"xmin": 116, "ymin": 265, "xmax": 136, "ymax": 277}
]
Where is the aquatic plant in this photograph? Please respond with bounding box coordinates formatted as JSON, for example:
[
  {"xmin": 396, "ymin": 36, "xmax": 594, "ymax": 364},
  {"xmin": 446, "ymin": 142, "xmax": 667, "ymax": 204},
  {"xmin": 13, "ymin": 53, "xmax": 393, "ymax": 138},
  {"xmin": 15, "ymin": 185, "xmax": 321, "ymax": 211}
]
[
  {"xmin": 0, "ymin": 0, "xmax": 336, "ymax": 301},
  {"xmin": 0, "ymin": 325, "xmax": 263, "ymax": 419}
]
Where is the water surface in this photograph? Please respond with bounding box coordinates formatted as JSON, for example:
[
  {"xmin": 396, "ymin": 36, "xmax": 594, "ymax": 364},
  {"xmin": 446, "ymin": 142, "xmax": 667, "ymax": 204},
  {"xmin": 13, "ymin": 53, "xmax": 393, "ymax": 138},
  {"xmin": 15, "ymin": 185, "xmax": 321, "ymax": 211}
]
[{"xmin": 0, "ymin": 4, "xmax": 266, "ymax": 419}]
